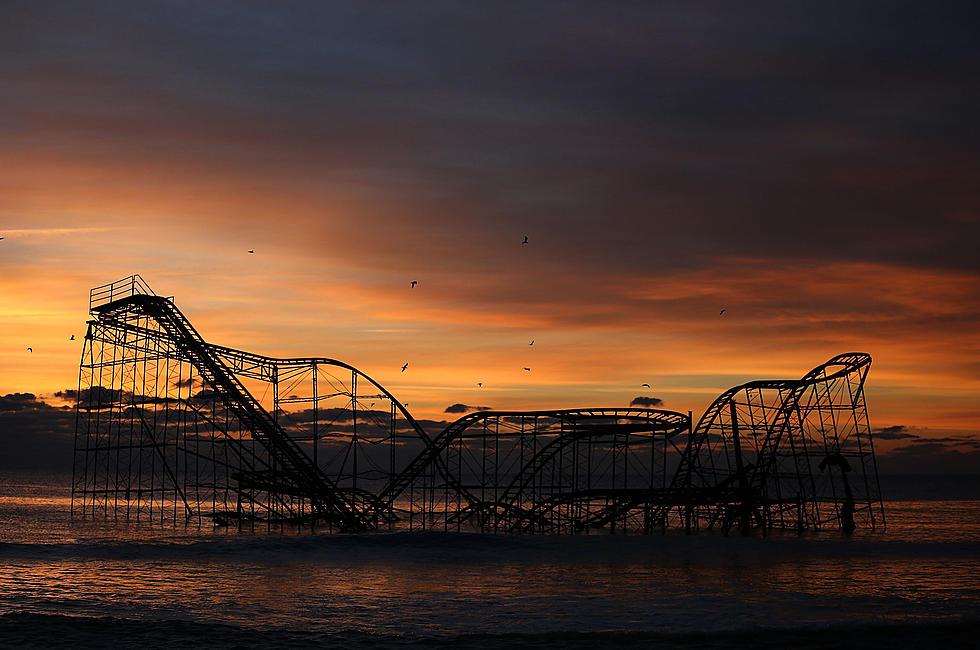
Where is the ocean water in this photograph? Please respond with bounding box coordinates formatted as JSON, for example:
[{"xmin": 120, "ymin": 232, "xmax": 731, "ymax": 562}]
[{"xmin": 1, "ymin": 473, "xmax": 978, "ymax": 648}]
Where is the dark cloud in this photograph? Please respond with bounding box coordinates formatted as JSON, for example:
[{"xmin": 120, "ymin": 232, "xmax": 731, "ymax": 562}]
[
  {"xmin": 410, "ymin": 417, "xmax": 454, "ymax": 432},
  {"xmin": 281, "ymin": 407, "xmax": 354, "ymax": 426},
  {"xmin": 897, "ymin": 436, "xmax": 980, "ymax": 447},
  {"xmin": 875, "ymin": 428, "xmax": 980, "ymax": 474},
  {"xmin": 630, "ymin": 396, "xmax": 664, "ymax": 408},
  {"xmin": 879, "ymin": 436, "xmax": 980, "ymax": 474},
  {"xmin": 873, "ymin": 425, "xmax": 919, "ymax": 441},
  {"xmin": 55, "ymin": 386, "xmax": 122, "ymax": 404},
  {"xmin": 877, "ymin": 425, "xmax": 906, "ymax": 434},
  {"xmin": 0, "ymin": 393, "xmax": 43, "ymax": 412},
  {"xmin": 882, "ymin": 433, "xmax": 980, "ymax": 449},
  {"xmin": 0, "ymin": 387, "xmax": 451, "ymax": 473},
  {"xmin": 444, "ymin": 403, "xmax": 493, "ymax": 414},
  {"xmin": 278, "ymin": 404, "xmax": 446, "ymax": 428},
  {"xmin": 6, "ymin": 384, "xmax": 980, "ymax": 477},
  {"xmin": 2, "ymin": 1, "xmax": 978, "ymax": 274},
  {"xmin": 0, "ymin": 393, "xmax": 75, "ymax": 472},
  {"xmin": 55, "ymin": 387, "xmax": 182, "ymax": 408}
]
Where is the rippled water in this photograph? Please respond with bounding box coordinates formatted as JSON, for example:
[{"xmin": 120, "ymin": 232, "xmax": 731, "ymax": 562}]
[{"xmin": 1, "ymin": 472, "xmax": 978, "ymax": 648}]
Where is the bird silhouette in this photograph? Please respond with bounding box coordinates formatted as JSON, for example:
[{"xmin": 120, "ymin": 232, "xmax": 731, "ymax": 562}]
[
  {"xmin": 529, "ymin": 339, "xmax": 534, "ymax": 346},
  {"xmin": 401, "ymin": 363, "xmax": 409, "ymax": 372},
  {"xmin": 410, "ymin": 280, "xmax": 418, "ymax": 288},
  {"xmin": 522, "ymin": 235, "xmax": 528, "ymax": 245},
  {"xmin": 0, "ymin": 236, "xmax": 5, "ymax": 241},
  {"xmin": 477, "ymin": 382, "xmax": 483, "ymax": 387},
  {"xmin": 248, "ymin": 249, "xmax": 254, "ymax": 254},
  {"xmin": 522, "ymin": 367, "xmax": 531, "ymax": 371},
  {"xmin": 719, "ymin": 308, "xmax": 726, "ymax": 315},
  {"xmin": 370, "ymin": 402, "xmax": 375, "ymax": 408},
  {"xmin": 27, "ymin": 347, "xmax": 32, "ymax": 353},
  {"xmin": 70, "ymin": 334, "xmax": 75, "ymax": 341},
  {"xmin": 641, "ymin": 383, "xmax": 650, "ymax": 388}
]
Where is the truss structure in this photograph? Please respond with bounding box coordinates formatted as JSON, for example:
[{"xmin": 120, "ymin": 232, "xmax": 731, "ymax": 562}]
[
  {"xmin": 71, "ymin": 276, "xmax": 884, "ymax": 534},
  {"xmin": 659, "ymin": 353, "xmax": 884, "ymax": 533}
]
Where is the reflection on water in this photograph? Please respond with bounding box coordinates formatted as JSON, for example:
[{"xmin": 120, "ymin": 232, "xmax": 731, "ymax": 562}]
[{"xmin": 1, "ymin": 472, "xmax": 979, "ymax": 637}]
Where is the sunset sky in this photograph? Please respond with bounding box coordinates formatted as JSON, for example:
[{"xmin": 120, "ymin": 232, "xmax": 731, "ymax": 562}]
[{"xmin": 1, "ymin": 1, "xmax": 978, "ymax": 471}]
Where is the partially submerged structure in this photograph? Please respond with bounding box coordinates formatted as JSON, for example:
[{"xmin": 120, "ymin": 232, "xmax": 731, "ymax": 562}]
[{"xmin": 72, "ymin": 276, "xmax": 884, "ymax": 533}]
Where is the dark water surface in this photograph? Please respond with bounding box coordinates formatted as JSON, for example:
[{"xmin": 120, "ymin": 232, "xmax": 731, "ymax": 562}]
[{"xmin": 1, "ymin": 472, "xmax": 978, "ymax": 648}]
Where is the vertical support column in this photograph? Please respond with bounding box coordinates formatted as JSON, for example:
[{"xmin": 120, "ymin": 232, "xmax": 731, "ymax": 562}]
[
  {"xmin": 104, "ymin": 320, "xmax": 123, "ymax": 520},
  {"xmin": 351, "ymin": 370, "xmax": 358, "ymax": 499},
  {"xmin": 729, "ymin": 399, "xmax": 752, "ymax": 532},
  {"xmin": 685, "ymin": 411, "xmax": 693, "ymax": 534},
  {"xmin": 481, "ymin": 419, "xmax": 488, "ymax": 531},
  {"xmin": 271, "ymin": 364, "xmax": 279, "ymax": 527},
  {"xmin": 389, "ymin": 401, "xmax": 396, "ymax": 529},
  {"xmin": 71, "ymin": 323, "xmax": 95, "ymax": 518},
  {"xmin": 312, "ymin": 362, "xmax": 318, "ymax": 470}
]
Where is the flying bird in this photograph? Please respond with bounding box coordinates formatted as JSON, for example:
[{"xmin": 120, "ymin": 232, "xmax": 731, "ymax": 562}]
[
  {"xmin": 0, "ymin": 236, "xmax": 4, "ymax": 240},
  {"xmin": 70, "ymin": 334, "xmax": 75, "ymax": 341},
  {"xmin": 370, "ymin": 402, "xmax": 375, "ymax": 408},
  {"xmin": 641, "ymin": 383, "xmax": 650, "ymax": 388},
  {"xmin": 248, "ymin": 249, "xmax": 254, "ymax": 254},
  {"xmin": 529, "ymin": 339, "xmax": 534, "ymax": 346},
  {"xmin": 401, "ymin": 363, "xmax": 409, "ymax": 372},
  {"xmin": 522, "ymin": 235, "xmax": 528, "ymax": 245},
  {"xmin": 522, "ymin": 367, "xmax": 531, "ymax": 371},
  {"xmin": 477, "ymin": 382, "xmax": 483, "ymax": 387},
  {"xmin": 719, "ymin": 308, "xmax": 726, "ymax": 315},
  {"xmin": 27, "ymin": 347, "xmax": 32, "ymax": 353},
  {"xmin": 410, "ymin": 280, "xmax": 418, "ymax": 288}
]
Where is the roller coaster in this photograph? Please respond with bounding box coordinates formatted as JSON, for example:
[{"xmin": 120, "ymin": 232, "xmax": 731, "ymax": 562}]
[{"xmin": 71, "ymin": 276, "xmax": 884, "ymax": 534}]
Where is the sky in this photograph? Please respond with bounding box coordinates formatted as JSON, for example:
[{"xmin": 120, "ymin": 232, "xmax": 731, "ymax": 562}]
[{"xmin": 1, "ymin": 1, "xmax": 978, "ymax": 472}]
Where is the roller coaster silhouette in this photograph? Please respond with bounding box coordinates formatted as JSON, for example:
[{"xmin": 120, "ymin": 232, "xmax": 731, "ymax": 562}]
[{"xmin": 71, "ymin": 276, "xmax": 884, "ymax": 534}]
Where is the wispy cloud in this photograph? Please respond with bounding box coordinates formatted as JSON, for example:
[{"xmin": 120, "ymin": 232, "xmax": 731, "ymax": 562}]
[
  {"xmin": 1, "ymin": 227, "xmax": 127, "ymax": 237},
  {"xmin": 874, "ymin": 425, "xmax": 919, "ymax": 441}
]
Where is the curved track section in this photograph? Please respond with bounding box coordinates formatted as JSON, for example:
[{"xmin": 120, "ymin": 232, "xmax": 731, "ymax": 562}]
[
  {"xmin": 660, "ymin": 353, "xmax": 883, "ymax": 532},
  {"xmin": 387, "ymin": 409, "xmax": 691, "ymax": 534}
]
